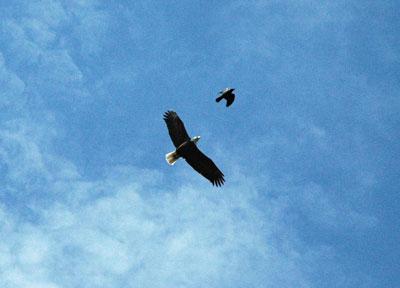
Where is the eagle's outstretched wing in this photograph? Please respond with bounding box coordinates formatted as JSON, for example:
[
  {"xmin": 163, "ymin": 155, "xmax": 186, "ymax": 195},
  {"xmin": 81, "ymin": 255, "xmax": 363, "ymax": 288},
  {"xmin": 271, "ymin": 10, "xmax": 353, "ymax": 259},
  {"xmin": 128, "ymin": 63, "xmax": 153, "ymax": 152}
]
[
  {"xmin": 183, "ymin": 145, "xmax": 225, "ymax": 186},
  {"xmin": 163, "ymin": 110, "xmax": 191, "ymax": 148}
]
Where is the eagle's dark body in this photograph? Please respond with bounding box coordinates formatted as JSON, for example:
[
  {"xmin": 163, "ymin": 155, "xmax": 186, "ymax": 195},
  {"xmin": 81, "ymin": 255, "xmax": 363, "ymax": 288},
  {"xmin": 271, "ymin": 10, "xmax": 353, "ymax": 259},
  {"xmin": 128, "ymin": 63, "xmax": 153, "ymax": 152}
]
[
  {"xmin": 176, "ymin": 140, "xmax": 197, "ymax": 156},
  {"xmin": 216, "ymin": 88, "xmax": 235, "ymax": 107},
  {"xmin": 163, "ymin": 111, "xmax": 225, "ymax": 186}
]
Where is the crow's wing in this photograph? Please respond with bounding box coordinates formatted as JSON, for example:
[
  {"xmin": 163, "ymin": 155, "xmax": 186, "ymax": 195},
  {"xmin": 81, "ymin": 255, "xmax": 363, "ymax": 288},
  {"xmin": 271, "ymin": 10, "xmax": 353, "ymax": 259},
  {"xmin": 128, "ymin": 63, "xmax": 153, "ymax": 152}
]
[
  {"xmin": 163, "ymin": 111, "xmax": 191, "ymax": 148},
  {"xmin": 183, "ymin": 145, "xmax": 225, "ymax": 186},
  {"xmin": 215, "ymin": 94, "xmax": 225, "ymax": 102},
  {"xmin": 226, "ymin": 93, "xmax": 235, "ymax": 107}
]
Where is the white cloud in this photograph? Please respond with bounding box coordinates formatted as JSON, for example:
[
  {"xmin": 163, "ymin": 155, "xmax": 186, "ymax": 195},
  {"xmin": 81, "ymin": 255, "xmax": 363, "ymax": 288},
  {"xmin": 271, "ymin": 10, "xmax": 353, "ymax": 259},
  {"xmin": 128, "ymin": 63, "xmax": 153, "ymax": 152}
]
[
  {"xmin": 297, "ymin": 182, "xmax": 377, "ymax": 229},
  {"xmin": 0, "ymin": 0, "xmax": 112, "ymax": 107},
  {"xmin": 20, "ymin": 18, "xmax": 56, "ymax": 48},
  {"xmin": 26, "ymin": 0, "xmax": 68, "ymax": 28},
  {"xmin": 0, "ymin": 156, "xmax": 316, "ymax": 287},
  {"xmin": 0, "ymin": 118, "xmax": 57, "ymax": 185},
  {"xmin": 0, "ymin": 52, "xmax": 26, "ymax": 110}
]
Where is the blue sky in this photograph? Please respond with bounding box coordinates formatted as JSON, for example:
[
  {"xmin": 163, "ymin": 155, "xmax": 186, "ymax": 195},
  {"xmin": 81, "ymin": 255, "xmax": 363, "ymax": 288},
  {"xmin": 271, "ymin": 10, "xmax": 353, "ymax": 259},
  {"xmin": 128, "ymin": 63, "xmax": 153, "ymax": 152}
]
[{"xmin": 0, "ymin": 0, "xmax": 399, "ymax": 287}]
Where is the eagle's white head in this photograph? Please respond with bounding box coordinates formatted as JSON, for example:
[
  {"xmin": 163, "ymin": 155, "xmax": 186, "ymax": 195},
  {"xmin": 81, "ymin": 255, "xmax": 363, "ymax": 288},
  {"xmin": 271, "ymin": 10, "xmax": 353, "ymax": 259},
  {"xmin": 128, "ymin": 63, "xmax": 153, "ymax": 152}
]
[{"xmin": 191, "ymin": 136, "xmax": 201, "ymax": 144}]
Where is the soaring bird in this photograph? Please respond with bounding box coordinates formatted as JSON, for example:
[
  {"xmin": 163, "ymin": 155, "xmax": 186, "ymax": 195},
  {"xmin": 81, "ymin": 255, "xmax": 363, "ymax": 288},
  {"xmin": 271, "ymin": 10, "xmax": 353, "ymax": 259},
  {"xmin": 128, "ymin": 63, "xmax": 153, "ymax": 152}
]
[
  {"xmin": 163, "ymin": 110, "xmax": 225, "ymax": 186},
  {"xmin": 216, "ymin": 88, "xmax": 235, "ymax": 107}
]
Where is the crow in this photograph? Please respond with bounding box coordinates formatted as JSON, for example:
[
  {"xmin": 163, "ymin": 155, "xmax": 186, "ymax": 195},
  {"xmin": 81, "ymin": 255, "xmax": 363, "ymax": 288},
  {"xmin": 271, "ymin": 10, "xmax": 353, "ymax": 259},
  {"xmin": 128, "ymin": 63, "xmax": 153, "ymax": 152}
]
[{"xmin": 216, "ymin": 88, "xmax": 235, "ymax": 107}]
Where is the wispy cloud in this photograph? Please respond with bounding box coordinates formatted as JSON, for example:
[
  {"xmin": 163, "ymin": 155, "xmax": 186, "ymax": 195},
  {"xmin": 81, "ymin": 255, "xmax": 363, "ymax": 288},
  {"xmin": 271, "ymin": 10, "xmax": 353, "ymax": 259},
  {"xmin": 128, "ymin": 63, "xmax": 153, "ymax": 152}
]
[
  {"xmin": 0, "ymin": 161, "xmax": 319, "ymax": 287},
  {"xmin": 0, "ymin": 52, "xmax": 26, "ymax": 111}
]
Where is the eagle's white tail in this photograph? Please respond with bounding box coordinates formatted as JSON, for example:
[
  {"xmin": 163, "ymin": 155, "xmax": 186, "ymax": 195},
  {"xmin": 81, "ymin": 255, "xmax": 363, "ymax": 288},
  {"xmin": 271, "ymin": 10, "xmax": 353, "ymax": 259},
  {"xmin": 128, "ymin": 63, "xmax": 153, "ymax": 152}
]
[{"xmin": 165, "ymin": 151, "xmax": 179, "ymax": 165}]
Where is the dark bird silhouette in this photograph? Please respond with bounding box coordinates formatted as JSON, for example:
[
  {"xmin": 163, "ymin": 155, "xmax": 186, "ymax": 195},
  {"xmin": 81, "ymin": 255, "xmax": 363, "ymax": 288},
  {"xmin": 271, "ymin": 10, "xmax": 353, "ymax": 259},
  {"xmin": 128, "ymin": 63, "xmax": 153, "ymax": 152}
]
[
  {"xmin": 216, "ymin": 88, "xmax": 235, "ymax": 107},
  {"xmin": 163, "ymin": 111, "xmax": 225, "ymax": 186}
]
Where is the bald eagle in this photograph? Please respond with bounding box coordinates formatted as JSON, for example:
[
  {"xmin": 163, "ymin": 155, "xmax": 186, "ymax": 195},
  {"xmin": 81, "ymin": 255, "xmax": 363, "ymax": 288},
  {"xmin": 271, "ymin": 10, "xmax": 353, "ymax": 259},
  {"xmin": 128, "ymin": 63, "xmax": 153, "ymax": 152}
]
[
  {"xmin": 216, "ymin": 88, "xmax": 235, "ymax": 107},
  {"xmin": 163, "ymin": 111, "xmax": 225, "ymax": 186}
]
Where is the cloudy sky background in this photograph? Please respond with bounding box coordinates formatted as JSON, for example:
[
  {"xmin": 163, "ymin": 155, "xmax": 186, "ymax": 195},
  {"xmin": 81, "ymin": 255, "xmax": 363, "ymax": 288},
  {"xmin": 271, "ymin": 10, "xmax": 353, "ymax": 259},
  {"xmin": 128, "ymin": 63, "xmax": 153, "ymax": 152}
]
[{"xmin": 0, "ymin": 0, "xmax": 399, "ymax": 287}]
